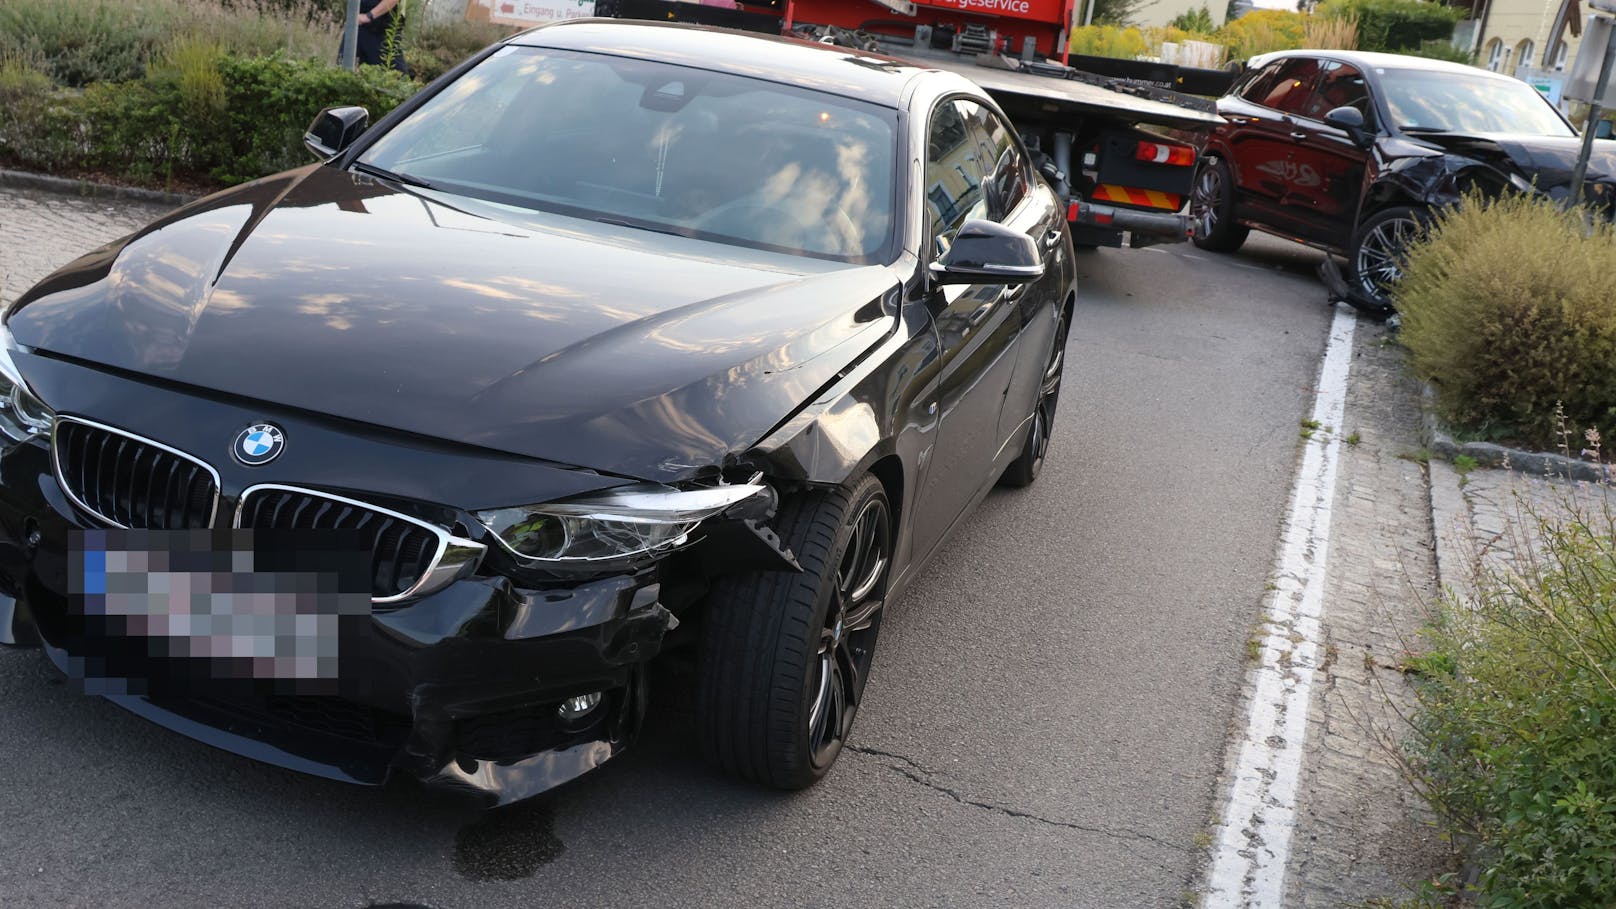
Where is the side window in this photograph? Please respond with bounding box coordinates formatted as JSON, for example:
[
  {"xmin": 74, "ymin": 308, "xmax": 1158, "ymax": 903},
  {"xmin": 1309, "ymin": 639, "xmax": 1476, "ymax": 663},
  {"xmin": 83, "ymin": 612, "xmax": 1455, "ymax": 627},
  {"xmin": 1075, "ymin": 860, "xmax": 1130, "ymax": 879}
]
[
  {"xmin": 960, "ymin": 101, "xmax": 1029, "ymax": 220},
  {"xmin": 925, "ymin": 99, "xmax": 990, "ymax": 252},
  {"xmin": 1253, "ymin": 58, "xmax": 1323, "ymax": 115},
  {"xmin": 1238, "ymin": 62, "xmax": 1287, "ymax": 103},
  {"xmin": 1303, "ymin": 62, "xmax": 1376, "ymax": 128}
]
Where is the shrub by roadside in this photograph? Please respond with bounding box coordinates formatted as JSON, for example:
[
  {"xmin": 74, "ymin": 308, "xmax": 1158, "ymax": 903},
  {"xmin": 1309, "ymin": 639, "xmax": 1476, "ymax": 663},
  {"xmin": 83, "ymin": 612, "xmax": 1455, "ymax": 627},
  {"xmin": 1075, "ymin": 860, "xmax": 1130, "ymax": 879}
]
[
  {"xmin": 1397, "ymin": 194, "xmax": 1616, "ymax": 451},
  {"xmin": 0, "ymin": 0, "xmax": 339, "ymax": 85},
  {"xmin": 1410, "ymin": 483, "xmax": 1616, "ymax": 908},
  {"xmin": 0, "ymin": 51, "xmax": 415, "ymax": 189}
]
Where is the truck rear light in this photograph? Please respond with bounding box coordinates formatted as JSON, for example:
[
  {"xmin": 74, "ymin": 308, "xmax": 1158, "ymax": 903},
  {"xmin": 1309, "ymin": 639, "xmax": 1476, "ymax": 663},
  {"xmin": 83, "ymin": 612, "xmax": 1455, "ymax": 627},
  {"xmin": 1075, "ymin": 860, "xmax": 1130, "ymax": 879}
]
[
  {"xmin": 1067, "ymin": 201, "xmax": 1080, "ymax": 221},
  {"xmin": 1136, "ymin": 141, "xmax": 1196, "ymax": 167}
]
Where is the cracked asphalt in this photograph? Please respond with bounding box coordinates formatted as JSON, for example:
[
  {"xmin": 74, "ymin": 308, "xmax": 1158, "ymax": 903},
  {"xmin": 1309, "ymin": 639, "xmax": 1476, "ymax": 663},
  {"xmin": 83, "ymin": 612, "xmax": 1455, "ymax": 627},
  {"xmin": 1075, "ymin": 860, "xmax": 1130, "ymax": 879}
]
[{"xmin": 0, "ymin": 186, "xmax": 1336, "ymax": 908}]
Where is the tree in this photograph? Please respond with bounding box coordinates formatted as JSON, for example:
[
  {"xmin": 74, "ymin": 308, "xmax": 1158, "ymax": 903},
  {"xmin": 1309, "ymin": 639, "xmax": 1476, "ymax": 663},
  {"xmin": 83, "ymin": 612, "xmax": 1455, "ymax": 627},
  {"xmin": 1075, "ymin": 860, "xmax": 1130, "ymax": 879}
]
[{"xmin": 1170, "ymin": 4, "xmax": 1217, "ymax": 31}]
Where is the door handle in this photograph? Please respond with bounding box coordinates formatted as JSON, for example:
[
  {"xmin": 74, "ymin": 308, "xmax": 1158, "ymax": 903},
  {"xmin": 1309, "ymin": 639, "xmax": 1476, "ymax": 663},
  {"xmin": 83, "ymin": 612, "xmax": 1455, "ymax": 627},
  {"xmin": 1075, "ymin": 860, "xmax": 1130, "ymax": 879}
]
[
  {"xmin": 1042, "ymin": 228, "xmax": 1063, "ymax": 251},
  {"xmin": 1289, "ymin": 130, "xmax": 1309, "ymax": 141}
]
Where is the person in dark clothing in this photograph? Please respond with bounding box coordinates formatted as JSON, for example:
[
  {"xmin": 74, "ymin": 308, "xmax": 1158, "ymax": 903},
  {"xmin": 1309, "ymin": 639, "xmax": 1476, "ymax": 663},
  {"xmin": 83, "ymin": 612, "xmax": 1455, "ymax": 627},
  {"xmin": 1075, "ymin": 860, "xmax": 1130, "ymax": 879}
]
[{"xmin": 354, "ymin": 0, "xmax": 407, "ymax": 72}]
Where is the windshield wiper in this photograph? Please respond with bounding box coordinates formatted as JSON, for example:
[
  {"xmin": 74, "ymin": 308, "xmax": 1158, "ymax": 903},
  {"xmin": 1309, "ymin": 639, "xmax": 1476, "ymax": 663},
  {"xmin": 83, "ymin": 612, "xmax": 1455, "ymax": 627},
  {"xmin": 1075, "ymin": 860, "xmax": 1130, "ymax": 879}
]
[
  {"xmin": 351, "ymin": 160, "xmax": 437, "ymax": 190},
  {"xmin": 593, "ymin": 216, "xmax": 687, "ymax": 238},
  {"xmin": 1399, "ymin": 126, "xmax": 1454, "ymax": 133}
]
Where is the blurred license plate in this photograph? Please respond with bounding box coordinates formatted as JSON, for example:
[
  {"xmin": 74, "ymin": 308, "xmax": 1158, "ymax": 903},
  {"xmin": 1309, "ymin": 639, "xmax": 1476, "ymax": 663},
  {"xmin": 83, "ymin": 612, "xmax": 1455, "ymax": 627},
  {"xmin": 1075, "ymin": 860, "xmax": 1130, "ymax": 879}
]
[{"xmin": 66, "ymin": 528, "xmax": 370, "ymax": 692}]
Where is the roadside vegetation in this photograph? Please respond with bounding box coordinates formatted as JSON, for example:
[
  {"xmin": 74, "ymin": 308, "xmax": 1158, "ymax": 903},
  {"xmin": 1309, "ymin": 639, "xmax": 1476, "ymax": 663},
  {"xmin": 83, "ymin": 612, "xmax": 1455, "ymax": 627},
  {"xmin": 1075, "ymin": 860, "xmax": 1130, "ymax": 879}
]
[
  {"xmin": 1397, "ymin": 194, "xmax": 1616, "ymax": 453},
  {"xmin": 0, "ymin": 0, "xmax": 515, "ymax": 191},
  {"xmin": 1070, "ymin": 0, "xmax": 1466, "ymax": 68},
  {"xmin": 1407, "ymin": 477, "xmax": 1616, "ymax": 908}
]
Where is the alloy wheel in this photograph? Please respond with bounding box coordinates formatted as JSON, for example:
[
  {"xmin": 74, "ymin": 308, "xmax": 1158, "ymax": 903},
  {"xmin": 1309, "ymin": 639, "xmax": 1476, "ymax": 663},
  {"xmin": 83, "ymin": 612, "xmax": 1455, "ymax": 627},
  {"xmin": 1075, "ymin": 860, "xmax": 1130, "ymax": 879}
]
[
  {"xmin": 1192, "ymin": 166, "xmax": 1223, "ymax": 238},
  {"xmin": 807, "ymin": 495, "xmax": 890, "ymax": 768},
  {"xmin": 1354, "ymin": 215, "xmax": 1422, "ymax": 301}
]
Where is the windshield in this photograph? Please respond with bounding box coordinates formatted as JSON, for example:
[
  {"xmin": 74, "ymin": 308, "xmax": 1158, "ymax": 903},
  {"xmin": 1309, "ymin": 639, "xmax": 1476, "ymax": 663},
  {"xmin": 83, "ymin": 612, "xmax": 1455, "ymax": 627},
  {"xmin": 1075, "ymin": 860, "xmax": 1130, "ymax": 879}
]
[
  {"xmin": 358, "ymin": 46, "xmax": 899, "ymax": 264},
  {"xmin": 1378, "ymin": 67, "xmax": 1574, "ymax": 137}
]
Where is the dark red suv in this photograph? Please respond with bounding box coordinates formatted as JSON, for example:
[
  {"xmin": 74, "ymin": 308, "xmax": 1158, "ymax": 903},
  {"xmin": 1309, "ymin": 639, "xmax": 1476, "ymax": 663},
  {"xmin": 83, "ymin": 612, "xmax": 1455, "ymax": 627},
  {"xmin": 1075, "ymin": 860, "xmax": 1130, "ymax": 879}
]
[{"xmin": 1190, "ymin": 49, "xmax": 1616, "ymax": 314}]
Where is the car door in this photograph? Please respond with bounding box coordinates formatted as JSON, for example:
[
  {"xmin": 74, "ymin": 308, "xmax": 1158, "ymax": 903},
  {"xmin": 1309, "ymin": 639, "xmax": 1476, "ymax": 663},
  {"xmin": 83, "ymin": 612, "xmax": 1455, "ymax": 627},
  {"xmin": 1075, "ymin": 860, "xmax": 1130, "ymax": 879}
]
[
  {"xmin": 958, "ymin": 100, "xmax": 1066, "ymax": 457},
  {"xmin": 1220, "ymin": 57, "xmax": 1324, "ymax": 237},
  {"xmin": 909, "ymin": 97, "xmax": 1028, "ymax": 562},
  {"xmin": 1281, "ymin": 61, "xmax": 1376, "ymax": 249}
]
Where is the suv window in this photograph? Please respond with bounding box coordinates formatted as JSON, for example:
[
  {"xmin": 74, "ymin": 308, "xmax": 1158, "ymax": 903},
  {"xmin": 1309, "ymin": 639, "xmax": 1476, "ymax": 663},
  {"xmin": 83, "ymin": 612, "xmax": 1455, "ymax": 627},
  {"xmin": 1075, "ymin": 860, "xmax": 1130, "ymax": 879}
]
[
  {"xmin": 1252, "ymin": 58, "xmax": 1323, "ymax": 115},
  {"xmin": 1237, "ymin": 61, "xmax": 1286, "ymax": 103},
  {"xmin": 959, "ymin": 101, "xmax": 1029, "ymax": 219},
  {"xmin": 1301, "ymin": 61, "xmax": 1376, "ymax": 127},
  {"xmin": 925, "ymin": 99, "xmax": 991, "ymax": 251}
]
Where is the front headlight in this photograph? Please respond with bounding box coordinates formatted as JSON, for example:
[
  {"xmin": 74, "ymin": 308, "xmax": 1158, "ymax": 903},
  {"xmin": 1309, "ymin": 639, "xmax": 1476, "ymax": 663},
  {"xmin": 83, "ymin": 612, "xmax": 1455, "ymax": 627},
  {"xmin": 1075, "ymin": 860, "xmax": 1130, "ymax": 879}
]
[
  {"xmin": 475, "ymin": 481, "xmax": 774, "ymax": 572},
  {"xmin": 0, "ymin": 323, "xmax": 53, "ymax": 442}
]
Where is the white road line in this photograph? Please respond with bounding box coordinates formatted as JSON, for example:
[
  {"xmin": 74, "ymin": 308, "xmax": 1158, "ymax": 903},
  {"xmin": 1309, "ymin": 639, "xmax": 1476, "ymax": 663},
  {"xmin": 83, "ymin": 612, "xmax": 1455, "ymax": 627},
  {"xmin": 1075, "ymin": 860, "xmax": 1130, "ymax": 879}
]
[{"xmin": 1203, "ymin": 305, "xmax": 1357, "ymax": 908}]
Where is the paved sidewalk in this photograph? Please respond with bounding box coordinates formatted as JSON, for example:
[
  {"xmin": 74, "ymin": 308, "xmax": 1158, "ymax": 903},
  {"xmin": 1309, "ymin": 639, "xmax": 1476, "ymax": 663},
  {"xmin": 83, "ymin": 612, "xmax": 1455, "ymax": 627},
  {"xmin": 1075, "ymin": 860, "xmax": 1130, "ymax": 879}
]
[
  {"xmin": 0, "ymin": 186, "xmax": 173, "ymax": 305},
  {"xmin": 1431, "ymin": 458, "xmax": 1615, "ymax": 590},
  {"xmin": 1277, "ymin": 318, "xmax": 1451, "ymax": 906}
]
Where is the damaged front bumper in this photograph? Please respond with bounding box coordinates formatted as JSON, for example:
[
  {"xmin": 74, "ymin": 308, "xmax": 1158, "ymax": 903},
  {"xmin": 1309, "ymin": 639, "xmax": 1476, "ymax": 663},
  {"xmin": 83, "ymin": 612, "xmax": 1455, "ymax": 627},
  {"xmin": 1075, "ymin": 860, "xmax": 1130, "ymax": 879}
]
[{"xmin": 0, "ymin": 439, "xmax": 686, "ymax": 807}]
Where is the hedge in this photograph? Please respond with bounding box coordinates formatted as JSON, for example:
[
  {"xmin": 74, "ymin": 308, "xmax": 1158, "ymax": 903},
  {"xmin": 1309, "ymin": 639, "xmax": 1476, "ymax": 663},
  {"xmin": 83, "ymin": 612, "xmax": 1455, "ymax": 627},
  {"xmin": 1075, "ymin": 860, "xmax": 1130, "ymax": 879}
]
[
  {"xmin": 1397, "ymin": 193, "xmax": 1616, "ymax": 450},
  {"xmin": 0, "ymin": 52, "xmax": 416, "ymax": 189}
]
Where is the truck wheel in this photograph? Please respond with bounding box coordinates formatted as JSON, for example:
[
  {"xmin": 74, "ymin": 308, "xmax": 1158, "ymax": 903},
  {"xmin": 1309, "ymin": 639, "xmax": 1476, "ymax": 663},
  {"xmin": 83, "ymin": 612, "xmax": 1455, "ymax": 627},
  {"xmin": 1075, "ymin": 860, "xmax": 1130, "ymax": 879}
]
[
  {"xmin": 697, "ymin": 474, "xmax": 891, "ymax": 789},
  {"xmin": 1001, "ymin": 303, "xmax": 1068, "ymax": 488},
  {"xmin": 1346, "ymin": 205, "xmax": 1430, "ymax": 316},
  {"xmin": 1190, "ymin": 158, "xmax": 1248, "ymax": 253}
]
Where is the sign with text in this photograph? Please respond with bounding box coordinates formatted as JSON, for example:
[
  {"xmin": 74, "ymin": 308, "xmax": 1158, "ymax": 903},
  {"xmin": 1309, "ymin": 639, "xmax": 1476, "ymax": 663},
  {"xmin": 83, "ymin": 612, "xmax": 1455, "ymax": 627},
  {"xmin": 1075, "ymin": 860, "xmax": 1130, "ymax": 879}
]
[
  {"xmin": 479, "ymin": 0, "xmax": 597, "ymax": 25},
  {"xmin": 911, "ymin": 0, "xmax": 1066, "ymax": 25}
]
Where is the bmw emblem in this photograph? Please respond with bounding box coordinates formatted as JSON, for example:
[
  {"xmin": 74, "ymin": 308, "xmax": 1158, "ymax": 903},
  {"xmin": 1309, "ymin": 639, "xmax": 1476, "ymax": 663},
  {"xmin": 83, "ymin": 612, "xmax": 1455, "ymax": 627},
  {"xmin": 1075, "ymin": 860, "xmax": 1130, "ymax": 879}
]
[{"xmin": 233, "ymin": 423, "xmax": 285, "ymax": 466}]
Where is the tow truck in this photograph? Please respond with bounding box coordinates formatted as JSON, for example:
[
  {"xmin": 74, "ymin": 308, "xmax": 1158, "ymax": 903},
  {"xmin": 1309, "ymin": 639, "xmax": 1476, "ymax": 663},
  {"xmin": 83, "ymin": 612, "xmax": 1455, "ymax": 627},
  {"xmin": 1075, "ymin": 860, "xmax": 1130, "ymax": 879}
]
[{"xmin": 590, "ymin": 0, "xmax": 1237, "ymax": 248}]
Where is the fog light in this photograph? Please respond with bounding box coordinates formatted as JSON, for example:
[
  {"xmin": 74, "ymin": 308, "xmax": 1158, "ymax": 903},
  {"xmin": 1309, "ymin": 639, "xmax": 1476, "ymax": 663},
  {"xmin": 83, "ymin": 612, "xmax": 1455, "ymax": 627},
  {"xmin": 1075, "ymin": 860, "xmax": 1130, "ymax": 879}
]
[{"xmin": 557, "ymin": 691, "xmax": 603, "ymax": 721}]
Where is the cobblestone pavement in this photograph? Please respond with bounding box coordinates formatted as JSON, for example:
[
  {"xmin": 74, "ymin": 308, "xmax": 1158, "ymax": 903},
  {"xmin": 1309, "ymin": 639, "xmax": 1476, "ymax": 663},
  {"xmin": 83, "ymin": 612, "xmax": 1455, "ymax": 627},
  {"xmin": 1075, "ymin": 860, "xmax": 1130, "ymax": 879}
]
[
  {"xmin": 1441, "ymin": 461, "xmax": 1615, "ymax": 581},
  {"xmin": 1280, "ymin": 319, "xmax": 1452, "ymax": 907},
  {"xmin": 0, "ymin": 186, "xmax": 173, "ymax": 305}
]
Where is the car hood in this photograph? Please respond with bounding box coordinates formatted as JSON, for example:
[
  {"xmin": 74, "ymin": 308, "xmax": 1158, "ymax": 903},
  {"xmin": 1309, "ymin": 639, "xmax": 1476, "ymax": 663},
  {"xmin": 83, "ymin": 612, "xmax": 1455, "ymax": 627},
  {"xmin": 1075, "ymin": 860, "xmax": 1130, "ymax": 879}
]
[
  {"xmin": 1407, "ymin": 132, "xmax": 1616, "ymax": 201},
  {"xmin": 8, "ymin": 165, "xmax": 900, "ymax": 481}
]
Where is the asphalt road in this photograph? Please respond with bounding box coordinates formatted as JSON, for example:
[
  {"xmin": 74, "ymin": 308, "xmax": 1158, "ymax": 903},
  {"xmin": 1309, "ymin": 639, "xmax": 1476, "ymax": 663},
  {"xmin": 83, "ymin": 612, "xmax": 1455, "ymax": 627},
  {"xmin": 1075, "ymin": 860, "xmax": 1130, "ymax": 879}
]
[{"xmin": 0, "ymin": 189, "xmax": 1336, "ymax": 909}]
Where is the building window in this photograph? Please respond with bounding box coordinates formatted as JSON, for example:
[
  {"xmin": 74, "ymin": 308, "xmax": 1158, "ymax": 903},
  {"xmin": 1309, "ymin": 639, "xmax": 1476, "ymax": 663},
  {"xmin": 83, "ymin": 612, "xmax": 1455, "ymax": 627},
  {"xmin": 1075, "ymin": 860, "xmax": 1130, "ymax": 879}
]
[
  {"xmin": 1555, "ymin": 41, "xmax": 1569, "ymax": 71},
  {"xmin": 1486, "ymin": 38, "xmax": 1504, "ymax": 72},
  {"xmin": 1515, "ymin": 39, "xmax": 1535, "ymax": 77}
]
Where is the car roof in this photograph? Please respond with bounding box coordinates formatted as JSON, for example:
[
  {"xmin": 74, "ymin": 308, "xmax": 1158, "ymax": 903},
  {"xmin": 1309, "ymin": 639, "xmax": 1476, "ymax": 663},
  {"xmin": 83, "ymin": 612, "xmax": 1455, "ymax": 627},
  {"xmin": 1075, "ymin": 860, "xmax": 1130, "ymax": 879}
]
[
  {"xmin": 508, "ymin": 19, "xmax": 927, "ymax": 107},
  {"xmin": 1246, "ymin": 48, "xmax": 1511, "ymax": 80}
]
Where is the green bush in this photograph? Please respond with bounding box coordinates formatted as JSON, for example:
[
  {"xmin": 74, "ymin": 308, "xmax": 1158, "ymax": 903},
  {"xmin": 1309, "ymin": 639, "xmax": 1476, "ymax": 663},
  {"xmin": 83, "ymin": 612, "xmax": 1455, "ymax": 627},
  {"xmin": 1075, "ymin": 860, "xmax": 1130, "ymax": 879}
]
[
  {"xmin": 0, "ymin": 52, "xmax": 416, "ymax": 187},
  {"xmin": 1169, "ymin": 5, "xmax": 1216, "ymax": 32},
  {"xmin": 1412, "ymin": 491, "xmax": 1616, "ymax": 908},
  {"xmin": 0, "ymin": 0, "xmax": 172, "ymax": 86},
  {"xmin": 212, "ymin": 54, "xmax": 415, "ymax": 181},
  {"xmin": 1398, "ymin": 194, "xmax": 1616, "ymax": 449},
  {"xmin": 1317, "ymin": 0, "xmax": 1461, "ymax": 53},
  {"xmin": 405, "ymin": 18, "xmax": 514, "ymax": 84}
]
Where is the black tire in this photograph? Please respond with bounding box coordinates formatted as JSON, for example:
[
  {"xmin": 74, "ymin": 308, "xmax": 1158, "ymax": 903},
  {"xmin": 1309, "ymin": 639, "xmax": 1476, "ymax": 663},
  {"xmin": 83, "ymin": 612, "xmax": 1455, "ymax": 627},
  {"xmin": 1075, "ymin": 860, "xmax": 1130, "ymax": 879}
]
[
  {"xmin": 697, "ymin": 474, "xmax": 892, "ymax": 789},
  {"xmin": 1190, "ymin": 157, "xmax": 1249, "ymax": 253},
  {"xmin": 1346, "ymin": 204, "xmax": 1430, "ymax": 317},
  {"xmin": 1001, "ymin": 303, "xmax": 1070, "ymax": 488}
]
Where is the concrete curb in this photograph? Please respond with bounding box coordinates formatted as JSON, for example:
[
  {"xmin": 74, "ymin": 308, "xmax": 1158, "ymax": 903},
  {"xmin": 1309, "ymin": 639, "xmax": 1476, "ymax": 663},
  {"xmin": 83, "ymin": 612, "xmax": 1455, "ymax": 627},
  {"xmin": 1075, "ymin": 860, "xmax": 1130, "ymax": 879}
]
[
  {"xmin": 0, "ymin": 168, "xmax": 196, "ymax": 207},
  {"xmin": 1419, "ymin": 384, "xmax": 1609, "ymax": 484},
  {"xmin": 1426, "ymin": 459, "xmax": 1472, "ymax": 603}
]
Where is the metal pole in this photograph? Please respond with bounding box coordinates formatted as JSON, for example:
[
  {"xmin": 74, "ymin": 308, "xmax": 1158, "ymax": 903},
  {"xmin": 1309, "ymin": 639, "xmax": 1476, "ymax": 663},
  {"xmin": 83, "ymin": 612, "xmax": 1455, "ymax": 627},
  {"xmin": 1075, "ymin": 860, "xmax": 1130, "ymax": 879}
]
[
  {"xmin": 340, "ymin": 0, "xmax": 361, "ymax": 71},
  {"xmin": 1568, "ymin": 20, "xmax": 1616, "ymax": 209}
]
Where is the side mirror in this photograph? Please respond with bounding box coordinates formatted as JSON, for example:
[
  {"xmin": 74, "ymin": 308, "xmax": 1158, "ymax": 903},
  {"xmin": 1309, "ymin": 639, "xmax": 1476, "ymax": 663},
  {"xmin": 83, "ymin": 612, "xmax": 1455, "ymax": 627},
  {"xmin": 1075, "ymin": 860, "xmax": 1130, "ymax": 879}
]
[
  {"xmin": 304, "ymin": 106, "xmax": 370, "ymax": 160},
  {"xmin": 928, "ymin": 219, "xmax": 1045, "ymax": 286},
  {"xmin": 1595, "ymin": 119, "xmax": 1615, "ymax": 140},
  {"xmin": 1324, "ymin": 105, "xmax": 1373, "ymax": 148}
]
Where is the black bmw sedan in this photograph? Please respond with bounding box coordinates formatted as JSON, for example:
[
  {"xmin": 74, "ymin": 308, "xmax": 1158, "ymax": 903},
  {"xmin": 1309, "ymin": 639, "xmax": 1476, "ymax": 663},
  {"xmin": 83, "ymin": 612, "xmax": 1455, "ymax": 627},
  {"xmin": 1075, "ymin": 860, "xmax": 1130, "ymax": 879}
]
[{"xmin": 0, "ymin": 21, "xmax": 1075, "ymax": 804}]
